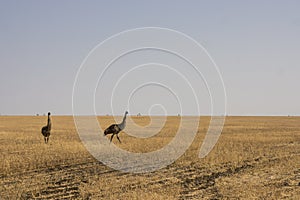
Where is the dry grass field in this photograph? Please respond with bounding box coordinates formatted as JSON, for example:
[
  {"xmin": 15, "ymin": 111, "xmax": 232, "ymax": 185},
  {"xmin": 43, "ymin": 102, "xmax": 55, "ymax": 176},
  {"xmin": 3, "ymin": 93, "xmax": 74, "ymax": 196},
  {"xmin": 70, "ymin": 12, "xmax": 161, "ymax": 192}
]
[{"xmin": 0, "ymin": 116, "xmax": 299, "ymax": 199}]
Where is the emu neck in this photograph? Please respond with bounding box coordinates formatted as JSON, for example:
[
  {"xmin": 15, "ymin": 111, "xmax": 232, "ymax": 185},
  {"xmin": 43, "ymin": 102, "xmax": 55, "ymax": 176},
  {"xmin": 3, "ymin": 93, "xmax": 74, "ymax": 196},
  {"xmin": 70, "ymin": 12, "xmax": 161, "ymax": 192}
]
[
  {"xmin": 122, "ymin": 113, "xmax": 127, "ymax": 123},
  {"xmin": 47, "ymin": 115, "xmax": 52, "ymax": 130},
  {"xmin": 118, "ymin": 113, "xmax": 127, "ymax": 130}
]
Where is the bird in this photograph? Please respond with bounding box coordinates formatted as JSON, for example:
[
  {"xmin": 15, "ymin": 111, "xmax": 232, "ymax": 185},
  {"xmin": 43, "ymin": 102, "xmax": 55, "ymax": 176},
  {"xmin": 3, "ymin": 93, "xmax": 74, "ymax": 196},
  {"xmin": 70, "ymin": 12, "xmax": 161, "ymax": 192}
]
[
  {"xmin": 104, "ymin": 111, "xmax": 128, "ymax": 143},
  {"xmin": 41, "ymin": 112, "xmax": 51, "ymax": 144}
]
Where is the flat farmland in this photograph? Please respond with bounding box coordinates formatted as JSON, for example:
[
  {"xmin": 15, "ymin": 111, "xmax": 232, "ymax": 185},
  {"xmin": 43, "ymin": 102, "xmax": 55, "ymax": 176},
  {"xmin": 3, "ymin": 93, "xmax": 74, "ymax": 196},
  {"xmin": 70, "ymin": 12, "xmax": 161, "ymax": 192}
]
[{"xmin": 0, "ymin": 116, "xmax": 299, "ymax": 199}]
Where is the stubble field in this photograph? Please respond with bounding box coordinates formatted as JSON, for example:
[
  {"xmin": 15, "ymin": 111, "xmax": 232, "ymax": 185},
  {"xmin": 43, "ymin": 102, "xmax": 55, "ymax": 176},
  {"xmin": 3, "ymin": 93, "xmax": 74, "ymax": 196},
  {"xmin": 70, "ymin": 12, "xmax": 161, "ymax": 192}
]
[{"xmin": 0, "ymin": 116, "xmax": 299, "ymax": 199}]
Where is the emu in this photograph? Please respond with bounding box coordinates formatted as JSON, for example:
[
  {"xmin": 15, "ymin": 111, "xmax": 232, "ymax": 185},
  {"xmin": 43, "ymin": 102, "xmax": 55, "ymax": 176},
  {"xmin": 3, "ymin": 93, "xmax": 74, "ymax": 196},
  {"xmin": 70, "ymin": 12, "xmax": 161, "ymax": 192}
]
[
  {"xmin": 41, "ymin": 112, "xmax": 51, "ymax": 144},
  {"xmin": 104, "ymin": 111, "xmax": 128, "ymax": 143}
]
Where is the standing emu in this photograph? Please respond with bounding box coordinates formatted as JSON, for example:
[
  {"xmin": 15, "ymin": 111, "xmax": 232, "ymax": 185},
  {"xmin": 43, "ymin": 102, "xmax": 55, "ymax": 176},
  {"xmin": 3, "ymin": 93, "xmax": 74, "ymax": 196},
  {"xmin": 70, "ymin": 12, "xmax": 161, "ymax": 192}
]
[
  {"xmin": 104, "ymin": 111, "xmax": 128, "ymax": 143},
  {"xmin": 41, "ymin": 112, "xmax": 51, "ymax": 144}
]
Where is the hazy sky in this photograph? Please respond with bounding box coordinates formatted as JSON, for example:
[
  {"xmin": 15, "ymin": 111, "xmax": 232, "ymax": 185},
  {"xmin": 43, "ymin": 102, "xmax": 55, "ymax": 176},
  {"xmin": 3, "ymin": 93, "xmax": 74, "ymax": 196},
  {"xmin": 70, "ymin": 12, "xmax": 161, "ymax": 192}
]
[{"xmin": 1, "ymin": 1, "xmax": 299, "ymax": 115}]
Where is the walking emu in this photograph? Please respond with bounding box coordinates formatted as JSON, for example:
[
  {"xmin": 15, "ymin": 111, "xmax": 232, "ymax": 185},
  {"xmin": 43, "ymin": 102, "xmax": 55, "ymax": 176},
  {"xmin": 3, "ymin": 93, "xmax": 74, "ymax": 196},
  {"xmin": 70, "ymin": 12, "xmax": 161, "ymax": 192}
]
[
  {"xmin": 104, "ymin": 111, "xmax": 128, "ymax": 143},
  {"xmin": 41, "ymin": 112, "xmax": 51, "ymax": 143}
]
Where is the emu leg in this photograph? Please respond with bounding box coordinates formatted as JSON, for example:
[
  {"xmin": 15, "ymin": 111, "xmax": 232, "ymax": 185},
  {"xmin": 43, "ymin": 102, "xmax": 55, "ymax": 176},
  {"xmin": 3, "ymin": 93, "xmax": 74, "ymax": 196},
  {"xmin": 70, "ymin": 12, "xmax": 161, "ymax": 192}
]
[
  {"xmin": 110, "ymin": 134, "xmax": 115, "ymax": 143},
  {"xmin": 116, "ymin": 135, "xmax": 121, "ymax": 143}
]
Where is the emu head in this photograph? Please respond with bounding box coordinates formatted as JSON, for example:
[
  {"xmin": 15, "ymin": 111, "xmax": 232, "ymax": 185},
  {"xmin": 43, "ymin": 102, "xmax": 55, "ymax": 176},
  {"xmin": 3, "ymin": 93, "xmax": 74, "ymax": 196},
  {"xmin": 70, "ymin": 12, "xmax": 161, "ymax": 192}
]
[{"xmin": 48, "ymin": 112, "xmax": 51, "ymax": 116}]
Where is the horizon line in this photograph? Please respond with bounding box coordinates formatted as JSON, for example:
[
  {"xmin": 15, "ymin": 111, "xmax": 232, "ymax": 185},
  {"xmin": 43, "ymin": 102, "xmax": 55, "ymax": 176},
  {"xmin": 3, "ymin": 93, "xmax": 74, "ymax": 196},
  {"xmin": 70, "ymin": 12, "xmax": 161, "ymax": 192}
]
[{"xmin": 0, "ymin": 114, "xmax": 299, "ymax": 117}]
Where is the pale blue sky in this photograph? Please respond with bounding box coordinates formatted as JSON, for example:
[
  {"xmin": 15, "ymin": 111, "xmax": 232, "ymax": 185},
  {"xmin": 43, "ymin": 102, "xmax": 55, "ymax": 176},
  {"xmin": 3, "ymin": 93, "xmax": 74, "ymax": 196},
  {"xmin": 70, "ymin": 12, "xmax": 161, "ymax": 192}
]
[{"xmin": 0, "ymin": 1, "xmax": 299, "ymax": 115}]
